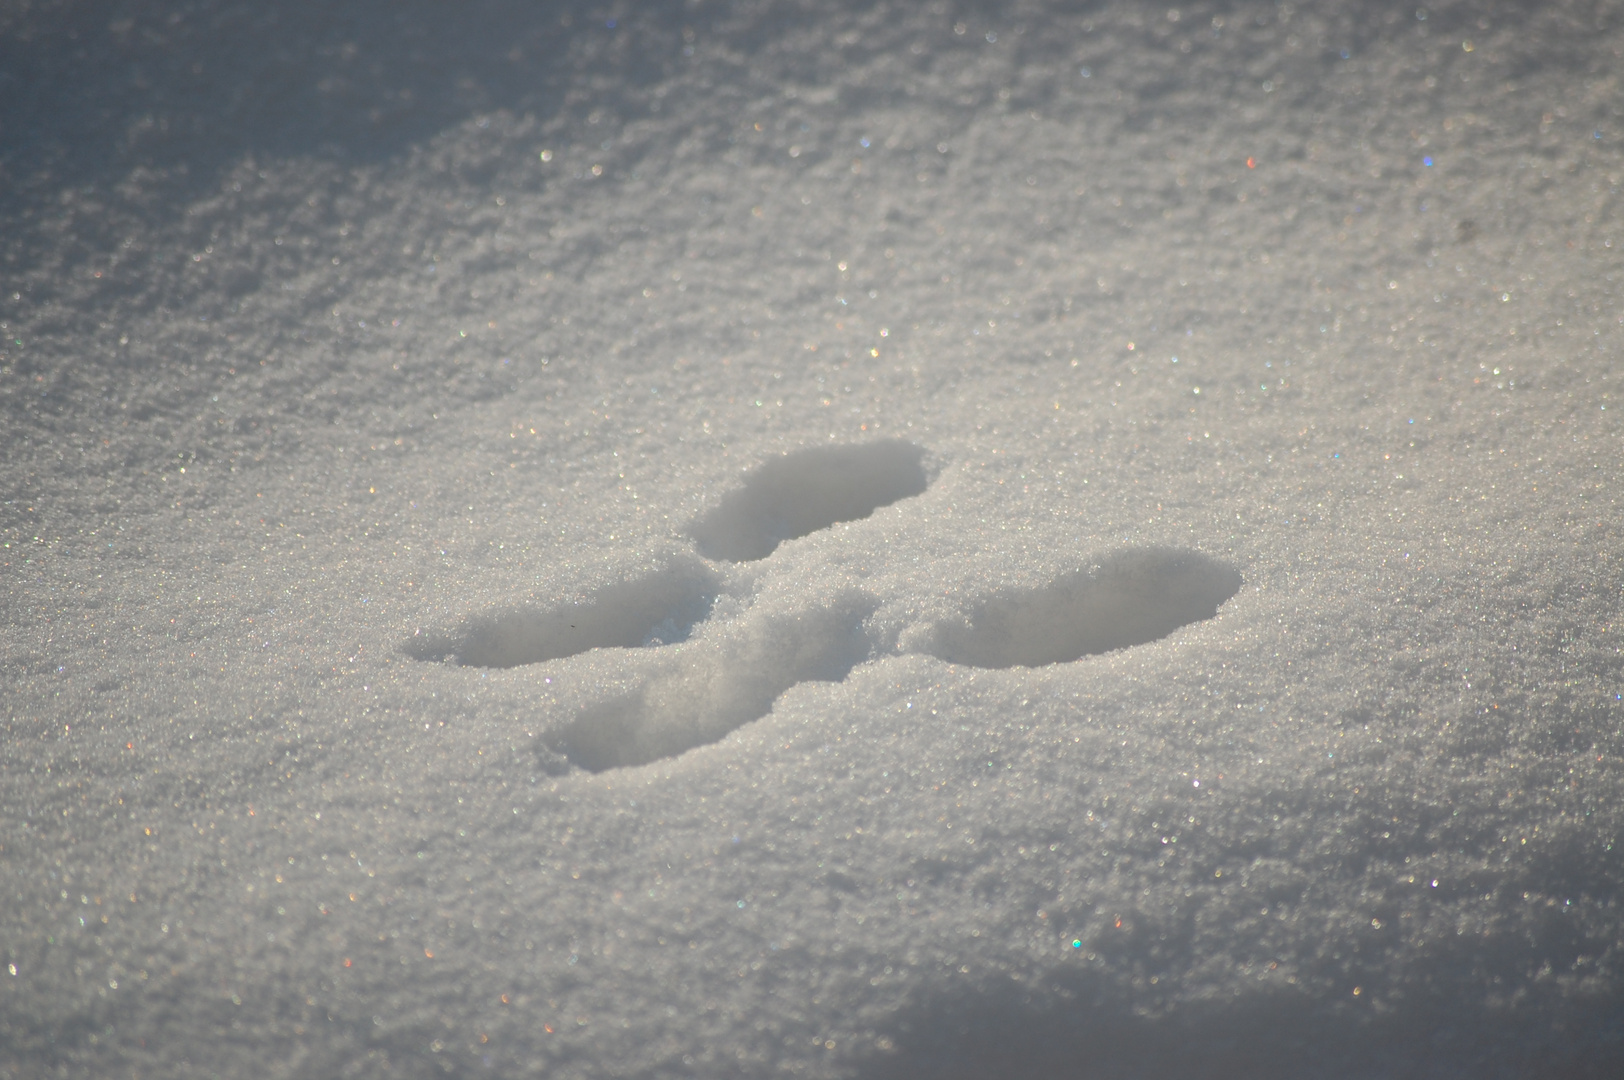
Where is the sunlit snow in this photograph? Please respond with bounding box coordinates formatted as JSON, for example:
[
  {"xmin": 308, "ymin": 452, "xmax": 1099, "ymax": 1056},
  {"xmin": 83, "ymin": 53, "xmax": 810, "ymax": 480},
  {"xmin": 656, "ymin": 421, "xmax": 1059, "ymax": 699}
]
[{"xmin": 3, "ymin": 2, "xmax": 1621, "ymax": 1078}]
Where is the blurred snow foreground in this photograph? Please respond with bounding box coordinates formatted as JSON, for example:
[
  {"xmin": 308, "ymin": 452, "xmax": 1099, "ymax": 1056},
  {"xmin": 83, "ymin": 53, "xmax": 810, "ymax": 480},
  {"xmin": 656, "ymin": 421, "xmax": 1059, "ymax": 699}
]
[{"xmin": 2, "ymin": 0, "xmax": 1622, "ymax": 1076}]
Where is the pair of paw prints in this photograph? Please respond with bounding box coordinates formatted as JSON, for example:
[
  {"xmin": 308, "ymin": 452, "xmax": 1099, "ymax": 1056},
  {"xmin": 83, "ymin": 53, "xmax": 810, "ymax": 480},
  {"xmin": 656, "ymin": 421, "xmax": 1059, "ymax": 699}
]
[{"xmin": 406, "ymin": 440, "xmax": 1241, "ymax": 772}]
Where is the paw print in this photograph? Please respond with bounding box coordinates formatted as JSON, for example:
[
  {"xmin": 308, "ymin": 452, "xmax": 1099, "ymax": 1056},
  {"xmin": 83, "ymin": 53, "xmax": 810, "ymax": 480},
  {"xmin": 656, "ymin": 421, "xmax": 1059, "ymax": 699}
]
[{"xmin": 407, "ymin": 440, "xmax": 1241, "ymax": 771}]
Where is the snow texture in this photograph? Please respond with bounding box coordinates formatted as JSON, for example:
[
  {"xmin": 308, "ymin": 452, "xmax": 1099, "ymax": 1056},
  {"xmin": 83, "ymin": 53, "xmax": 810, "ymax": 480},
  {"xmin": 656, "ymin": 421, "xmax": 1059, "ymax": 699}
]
[{"xmin": 3, "ymin": 1, "xmax": 1623, "ymax": 1078}]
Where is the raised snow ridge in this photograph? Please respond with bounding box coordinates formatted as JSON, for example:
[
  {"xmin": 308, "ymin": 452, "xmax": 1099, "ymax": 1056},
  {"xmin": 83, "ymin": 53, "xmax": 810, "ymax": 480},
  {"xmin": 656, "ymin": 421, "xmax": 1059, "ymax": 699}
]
[
  {"xmin": 920, "ymin": 547, "xmax": 1242, "ymax": 668},
  {"xmin": 690, "ymin": 439, "xmax": 930, "ymax": 561},
  {"xmin": 405, "ymin": 559, "xmax": 718, "ymax": 668}
]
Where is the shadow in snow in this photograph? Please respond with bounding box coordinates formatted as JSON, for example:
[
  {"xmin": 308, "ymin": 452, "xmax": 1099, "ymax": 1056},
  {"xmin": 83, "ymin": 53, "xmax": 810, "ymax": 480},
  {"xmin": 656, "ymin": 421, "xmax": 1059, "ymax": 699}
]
[{"xmin": 855, "ymin": 958, "xmax": 1624, "ymax": 1080}]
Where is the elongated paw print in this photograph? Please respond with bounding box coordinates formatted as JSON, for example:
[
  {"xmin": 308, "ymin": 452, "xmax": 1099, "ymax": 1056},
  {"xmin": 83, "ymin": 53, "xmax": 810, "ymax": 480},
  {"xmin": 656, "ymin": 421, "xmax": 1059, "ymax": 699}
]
[
  {"xmin": 407, "ymin": 440, "xmax": 1241, "ymax": 772},
  {"xmin": 552, "ymin": 593, "xmax": 877, "ymax": 771},
  {"xmin": 689, "ymin": 439, "xmax": 930, "ymax": 561},
  {"xmin": 906, "ymin": 547, "xmax": 1242, "ymax": 669},
  {"xmin": 405, "ymin": 559, "xmax": 721, "ymax": 668}
]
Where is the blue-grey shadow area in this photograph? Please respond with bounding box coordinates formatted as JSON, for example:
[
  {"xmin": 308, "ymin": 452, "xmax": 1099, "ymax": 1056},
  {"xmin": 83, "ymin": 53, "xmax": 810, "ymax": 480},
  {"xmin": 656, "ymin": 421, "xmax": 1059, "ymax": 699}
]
[
  {"xmin": 1, "ymin": 0, "xmax": 647, "ymax": 205},
  {"xmin": 855, "ymin": 968, "xmax": 1624, "ymax": 1080},
  {"xmin": 0, "ymin": 0, "xmax": 904, "ymax": 225},
  {"xmin": 0, "ymin": 0, "xmax": 705, "ymax": 312}
]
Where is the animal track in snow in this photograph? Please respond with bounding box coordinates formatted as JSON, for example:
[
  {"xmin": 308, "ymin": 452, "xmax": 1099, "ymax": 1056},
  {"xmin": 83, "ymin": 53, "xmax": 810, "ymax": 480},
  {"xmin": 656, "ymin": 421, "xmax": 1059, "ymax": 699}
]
[
  {"xmin": 550, "ymin": 595, "xmax": 876, "ymax": 772},
  {"xmin": 406, "ymin": 559, "xmax": 719, "ymax": 668},
  {"xmin": 690, "ymin": 439, "xmax": 930, "ymax": 561},
  {"xmin": 406, "ymin": 442, "xmax": 1241, "ymax": 772},
  {"xmin": 910, "ymin": 548, "xmax": 1243, "ymax": 669}
]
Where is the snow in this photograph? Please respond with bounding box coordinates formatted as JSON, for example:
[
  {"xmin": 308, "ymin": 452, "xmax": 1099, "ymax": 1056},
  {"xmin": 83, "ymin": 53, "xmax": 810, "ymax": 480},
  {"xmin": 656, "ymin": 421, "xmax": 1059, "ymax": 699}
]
[
  {"xmin": 689, "ymin": 440, "xmax": 930, "ymax": 562},
  {"xmin": 3, "ymin": 1, "xmax": 1622, "ymax": 1077}
]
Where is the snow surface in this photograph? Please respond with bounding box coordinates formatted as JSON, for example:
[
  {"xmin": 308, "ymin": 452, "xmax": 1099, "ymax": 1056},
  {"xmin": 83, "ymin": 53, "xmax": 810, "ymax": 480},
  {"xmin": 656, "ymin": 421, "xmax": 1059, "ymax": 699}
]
[{"xmin": 3, "ymin": 1, "xmax": 1623, "ymax": 1077}]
